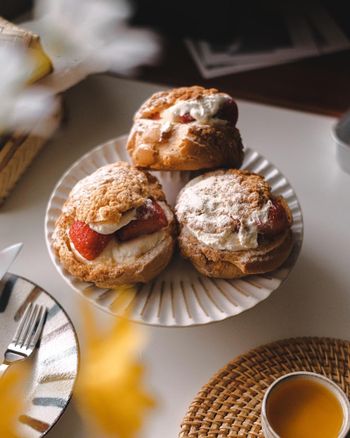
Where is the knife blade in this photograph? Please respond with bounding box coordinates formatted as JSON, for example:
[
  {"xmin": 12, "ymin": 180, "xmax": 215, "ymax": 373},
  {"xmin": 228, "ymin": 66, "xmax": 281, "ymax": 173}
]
[{"xmin": 0, "ymin": 243, "xmax": 23, "ymax": 282}]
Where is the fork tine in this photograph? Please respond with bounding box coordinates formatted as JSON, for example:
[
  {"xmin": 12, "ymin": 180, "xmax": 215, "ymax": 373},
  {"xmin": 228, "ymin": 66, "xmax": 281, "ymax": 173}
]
[
  {"xmin": 28, "ymin": 306, "xmax": 47, "ymax": 349},
  {"xmin": 19, "ymin": 304, "xmax": 39, "ymax": 348},
  {"xmin": 13, "ymin": 303, "xmax": 33, "ymax": 345}
]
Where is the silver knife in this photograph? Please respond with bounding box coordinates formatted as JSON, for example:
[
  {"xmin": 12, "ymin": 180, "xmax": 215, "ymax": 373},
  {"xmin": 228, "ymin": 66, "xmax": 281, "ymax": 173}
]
[{"xmin": 0, "ymin": 243, "xmax": 23, "ymax": 282}]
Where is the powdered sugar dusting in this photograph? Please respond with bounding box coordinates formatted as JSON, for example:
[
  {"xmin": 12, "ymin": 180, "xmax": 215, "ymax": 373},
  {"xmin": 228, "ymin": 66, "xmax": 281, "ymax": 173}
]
[{"xmin": 176, "ymin": 173, "xmax": 272, "ymax": 251}]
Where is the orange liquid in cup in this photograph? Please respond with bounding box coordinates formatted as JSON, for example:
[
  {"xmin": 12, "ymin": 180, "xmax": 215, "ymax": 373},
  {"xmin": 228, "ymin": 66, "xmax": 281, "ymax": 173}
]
[{"xmin": 266, "ymin": 377, "xmax": 343, "ymax": 438}]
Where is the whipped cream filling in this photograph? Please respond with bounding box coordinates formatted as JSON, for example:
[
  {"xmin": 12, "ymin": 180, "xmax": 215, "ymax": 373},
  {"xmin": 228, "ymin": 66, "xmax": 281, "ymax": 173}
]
[
  {"xmin": 70, "ymin": 202, "xmax": 172, "ymax": 264},
  {"xmin": 160, "ymin": 121, "xmax": 172, "ymax": 134},
  {"xmin": 162, "ymin": 94, "xmax": 230, "ymax": 124},
  {"xmin": 176, "ymin": 174, "xmax": 272, "ymax": 251},
  {"xmin": 112, "ymin": 230, "xmax": 165, "ymax": 263},
  {"xmin": 186, "ymin": 201, "xmax": 272, "ymax": 251},
  {"xmin": 89, "ymin": 209, "xmax": 137, "ymax": 234}
]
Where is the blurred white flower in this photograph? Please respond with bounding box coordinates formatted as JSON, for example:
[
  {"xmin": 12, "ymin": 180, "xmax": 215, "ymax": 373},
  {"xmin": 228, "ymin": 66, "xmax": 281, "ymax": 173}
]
[
  {"xmin": 98, "ymin": 26, "xmax": 161, "ymax": 74},
  {"xmin": 34, "ymin": 0, "xmax": 160, "ymax": 75},
  {"xmin": 10, "ymin": 87, "xmax": 58, "ymax": 132},
  {"xmin": 0, "ymin": 46, "xmax": 57, "ymax": 133}
]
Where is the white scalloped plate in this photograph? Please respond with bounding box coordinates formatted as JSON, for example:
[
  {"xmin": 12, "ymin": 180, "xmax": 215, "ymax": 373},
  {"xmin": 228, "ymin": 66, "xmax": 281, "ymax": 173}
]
[{"xmin": 45, "ymin": 136, "xmax": 303, "ymax": 327}]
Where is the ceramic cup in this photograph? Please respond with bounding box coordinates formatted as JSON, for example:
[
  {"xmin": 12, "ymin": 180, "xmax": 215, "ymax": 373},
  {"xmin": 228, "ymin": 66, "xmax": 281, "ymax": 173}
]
[
  {"xmin": 261, "ymin": 371, "xmax": 350, "ymax": 438},
  {"xmin": 333, "ymin": 110, "xmax": 350, "ymax": 174}
]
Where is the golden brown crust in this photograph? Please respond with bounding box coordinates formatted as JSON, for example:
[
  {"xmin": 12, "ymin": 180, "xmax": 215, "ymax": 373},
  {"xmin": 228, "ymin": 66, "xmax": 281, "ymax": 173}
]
[
  {"xmin": 178, "ymin": 227, "xmax": 293, "ymax": 279},
  {"xmin": 127, "ymin": 86, "xmax": 244, "ymax": 171},
  {"xmin": 62, "ymin": 161, "xmax": 165, "ymax": 224},
  {"xmin": 128, "ymin": 122, "xmax": 244, "ymax": 171},
  {"xmin": 53, "ymin": 210, "xmax": 176, "ymax": 287}
]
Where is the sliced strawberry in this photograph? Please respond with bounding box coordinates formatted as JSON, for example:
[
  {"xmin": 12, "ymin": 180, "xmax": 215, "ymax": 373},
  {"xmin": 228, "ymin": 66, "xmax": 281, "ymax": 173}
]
[
  {"xmin": 256, "ymin": 199, "xmax": 289, "ymax": 236},
  {"xmin": 150, "ymin": 112, "xmax": 160, "ymax": 120},
  {"xmin": 69, "ymin": 220, "xmax": 112, "ymax": 260},
  {"xmin": 116, "ymin": 200, "xmax": 168, "ymax": 242},
  {"xmin": 178, "ymin": 113, "xmax": 195, "ymax": 123},
  {"xmin": 214, "ymin": 99, "xmax": 238, "ymax": 126}
]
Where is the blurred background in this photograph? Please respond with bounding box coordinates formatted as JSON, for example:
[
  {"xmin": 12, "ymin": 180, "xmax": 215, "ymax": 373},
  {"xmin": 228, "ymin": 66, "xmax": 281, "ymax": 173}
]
[{"xmin": 1, "ymin": 0, "xmax": 350, "ymax": 115}]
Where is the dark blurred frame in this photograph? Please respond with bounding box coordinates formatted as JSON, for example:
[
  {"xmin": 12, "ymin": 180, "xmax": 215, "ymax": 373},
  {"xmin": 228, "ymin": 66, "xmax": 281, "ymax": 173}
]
[{"xmin": 0, "ymin": 0, "xmax": 32, "ymax": 19}]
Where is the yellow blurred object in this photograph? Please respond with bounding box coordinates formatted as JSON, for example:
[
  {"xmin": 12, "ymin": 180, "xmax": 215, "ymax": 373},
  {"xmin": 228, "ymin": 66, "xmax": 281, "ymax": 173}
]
[
  {"xmin": 110, "ymin": 284, "xmax": 137, "ymax": 313},
  {"xmin": 76, "ymin": 301, "xmax": 155, "ymax": 438},
  {"xmin": 0, "ymin": 365, "xmax": 28, "ymax": 438},
  {"xmin": 0, "ymin": 17, "xmax": 52, "ymax": 83}
]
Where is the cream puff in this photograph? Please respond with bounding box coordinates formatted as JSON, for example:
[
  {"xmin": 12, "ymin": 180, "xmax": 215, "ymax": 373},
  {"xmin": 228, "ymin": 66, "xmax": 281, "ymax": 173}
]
[
  {"xmin": 53, "ymin": 162, "xmax": 176, "ymax": 287},
  {"xmin": 175, "ymin": 169, "xmax": 293, "ymax": 278},
  {"xmin": 127, "ymin": 86, "xmax": 244, "ymax": 171}
]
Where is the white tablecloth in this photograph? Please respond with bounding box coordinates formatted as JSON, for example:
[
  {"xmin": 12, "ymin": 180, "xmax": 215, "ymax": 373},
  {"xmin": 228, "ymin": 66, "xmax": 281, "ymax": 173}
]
[{"xmin": 1, "ymin": 75, "xmax": 349, "ymax": 438}]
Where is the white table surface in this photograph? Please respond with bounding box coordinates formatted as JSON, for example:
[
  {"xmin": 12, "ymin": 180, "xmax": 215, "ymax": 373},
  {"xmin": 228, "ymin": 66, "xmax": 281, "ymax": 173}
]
[{"xmin": 1, "ymin": 74, "xmax": 349, "ymax": 438}]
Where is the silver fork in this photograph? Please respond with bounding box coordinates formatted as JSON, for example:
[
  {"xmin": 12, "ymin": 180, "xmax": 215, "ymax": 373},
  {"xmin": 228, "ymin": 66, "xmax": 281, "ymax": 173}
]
[{"xmin": 0, "ymin": 303, "xmax": 47, "ymax": 378}]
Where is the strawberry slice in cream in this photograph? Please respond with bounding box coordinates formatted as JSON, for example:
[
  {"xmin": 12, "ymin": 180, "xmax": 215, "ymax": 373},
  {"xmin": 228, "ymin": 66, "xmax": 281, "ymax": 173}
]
[{"xmin": 69, "ymin": 199, "xmax": 170, "ymax": 263}]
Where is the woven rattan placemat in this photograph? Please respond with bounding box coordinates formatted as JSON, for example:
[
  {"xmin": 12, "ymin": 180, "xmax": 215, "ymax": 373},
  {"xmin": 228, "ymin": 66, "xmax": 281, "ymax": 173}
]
[{"xmin": 179, "ymin": 337, "xmax": 350, "ymax": 437}]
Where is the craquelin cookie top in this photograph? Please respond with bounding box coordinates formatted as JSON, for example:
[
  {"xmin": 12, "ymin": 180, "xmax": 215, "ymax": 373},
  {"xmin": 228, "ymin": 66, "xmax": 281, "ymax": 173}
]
[
  {"xmin": 176, "ymin": 169, "xmax": 271, "ymax": 235},
  {"xmin": 62, "ymin": 162, "xmax": 165, "ymax": 224}
]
